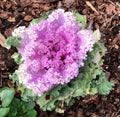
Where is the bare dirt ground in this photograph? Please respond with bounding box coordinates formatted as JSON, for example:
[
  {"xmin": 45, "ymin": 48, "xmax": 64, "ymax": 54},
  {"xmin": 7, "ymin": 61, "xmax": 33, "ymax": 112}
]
[{"xmin": 0, "ymin": 0, "xmax": 120, "ymax": 117}]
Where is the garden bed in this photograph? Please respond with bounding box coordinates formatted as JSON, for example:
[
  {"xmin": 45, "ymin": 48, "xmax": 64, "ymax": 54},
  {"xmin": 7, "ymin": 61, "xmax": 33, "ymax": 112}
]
[{"xmin": 0, "ymin": 0, "xmax": 120, "ymax": 116}]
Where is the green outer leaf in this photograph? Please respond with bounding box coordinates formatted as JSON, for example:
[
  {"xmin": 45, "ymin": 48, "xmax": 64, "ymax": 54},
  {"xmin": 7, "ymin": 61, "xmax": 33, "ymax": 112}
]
[
  {"xmin": 97, "ymin": 74, "xmax": 114, "ymax": 95},
  {"xmin": 20, "ymin": 88, "xmax": 37, "ymax": 102},
  {"xmin": 0, "ymin": 88, "xmax": 15, "ymax": 107},
  {"xmin": 6, "ymin": 106, "xmax": 17, "ymax": 117},
  {"xmin": 89, "ymin": 87, "xmax": 98, "ymax": 95},
  {"xmin": 36, "ymin": 92, "xmax": 50, "ymax": 108},
  {"xmin": 73, "ymin": 11, "xmax": 86, "ymax": 29},
  {"xmin": 9, "ymin": 72, "xmax": 19, "ymax": 84},
  {"xmin": 55, "ymin": 108, "xmax": 65, "ymax": 114},
  {"xmin": 92, "ymin": 51, "xmax": 101, "ymax": 65},
  {"xmin": 12, "ymin": 52, "xmax": 23, "ymax": 65},
  {"xmin": 26, "ymin": 110, "xmax": 37, "ymax": 117},
  {"xmin": 7, "ymin": 97, "xmax": 36, "ymax": 117},
  {"xmin": 92, "ymin": 29, "xmax": 101, "ymax": 42},
  {"xmin": 26, "ymin": 102, "xmax": 35, "ymax": 111},
  {"xmin": 30, "ymin": 12, "xmax": 51, "ymax": 25},
  {"xmin": 6, "ymin": 36, "xmax": 21, "ymax": 49},
  {"xmin": 0, "ymin": 108, "xmax": 10, "ymax": 117}
]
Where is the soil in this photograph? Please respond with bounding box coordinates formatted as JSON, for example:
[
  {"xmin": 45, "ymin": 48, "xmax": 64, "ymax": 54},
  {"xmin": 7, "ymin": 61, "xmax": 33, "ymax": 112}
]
[{"xmin": 0, "ymin": 0, "xmax": 120, "ymax": 117}]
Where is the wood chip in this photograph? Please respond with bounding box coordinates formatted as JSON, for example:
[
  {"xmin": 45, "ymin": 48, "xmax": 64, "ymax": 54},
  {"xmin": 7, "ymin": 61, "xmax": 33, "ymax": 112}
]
[
  {"xmin": 106, "ymin": 4, "xmax": 116, "ymax": 14},
  {"xmin": 39, "ymin": 4, "xmax": 50, "ymax": 11},
  {"xmin": 8, "ymin": 17, "xmax": 16, "ymax": 23},
  {"xmin": 0, "ymin": 11, "xmax": 11, "ymax": 19},
  {"xmin": 76, "ymin": 109, "xmax": 83, "ymax": 117},
  {"xmin": 114, "ymin": 44, "xmax": 119, "ymax": 49},
  {"xmin": 64, "ymin": 0, "xmax": 75, "ymax": 7},
  {"xmin": 86, "ymin": 1, "xmax": 99, "ymax": 14},
  {"xmin": 24, "ymin": 15, "xmax": 33, "ymax": 21},
  {"xmin": 32, "ymin": 0, "xmax": 59, "ymax": 3},
  {"xmin": 4, "ymin": 28, "xmax": 13, "ymax": 37},
  {"xmin": 0, "ymin": 33, "xmax": 6, "ymax": 47}
]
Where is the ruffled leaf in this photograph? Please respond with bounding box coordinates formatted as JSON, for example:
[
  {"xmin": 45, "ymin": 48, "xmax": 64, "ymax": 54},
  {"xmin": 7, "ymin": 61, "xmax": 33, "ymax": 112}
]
[
  {"xmin": 73, "ymin": 11, "xmax": 87, "ymax": 29},
  {"xmin": 30, "ymin": 12, "xmax": 50, "ymax": 25},
  {"xmin": 12, "ymin": 52, "xmax": 23, "ymax": 65},
  {"xmin": 6, "ymin": 36, "xmax": 21, "ymax": 49}
]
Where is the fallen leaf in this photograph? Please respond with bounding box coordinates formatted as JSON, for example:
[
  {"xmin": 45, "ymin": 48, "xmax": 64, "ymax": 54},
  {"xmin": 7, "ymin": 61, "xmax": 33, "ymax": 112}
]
[
  {"xmin": 114, "ymin": 44, "xmax": 119, "ymax": 49},
  {"xmin": 19, "ymin": 0, "xmax": 32, "ymax": 6},
  {"xmin": 0, "ymin": 33, "xmax": 6, "ymax": 47},
  {"xmin": 39, "ymin": 4, "xmax": 50, "ymax": 11},
  {"xmin": 8, "ymin": 17, "xmax": 16, "ymax": 23},
  {"xmin": 0, "ymin": 11, "xmax": 11, "ymax": 19},
  {"xmin": 24, "ymin": 15, "xmax": 33, "ymax": 21},
  {"xmin": 64, "ymin": 0, "xmax": 75, "ymax": 7},
  {"xmin": 76, "ymin": 109, "xmax": 83, "ymax": 117},
  {"xmin": 106, "ymin": 4, "xmax": 116, "ymax": 14}
]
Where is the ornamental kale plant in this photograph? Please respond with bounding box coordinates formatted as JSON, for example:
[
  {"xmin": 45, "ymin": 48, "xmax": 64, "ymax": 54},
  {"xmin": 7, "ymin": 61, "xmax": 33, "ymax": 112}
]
[
  {"xmin": 6, "ymin": 9, "xmax": 114, "ymax": 112},
  {"xmin": 8, "ymin": 9, "xmax": 95, "ymax": 96}
]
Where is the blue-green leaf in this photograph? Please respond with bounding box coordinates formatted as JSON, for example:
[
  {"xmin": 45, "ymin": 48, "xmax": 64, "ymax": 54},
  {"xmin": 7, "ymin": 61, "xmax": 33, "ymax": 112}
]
[
  {"xmin": 6, "ymin": 36, "xmax": 21, "ymax": 49},
  {"xmin": 0, "ymin": 88, "xmax": 15, "ymax": 107},
  {"xmin": 97, "ymin": 76, "xmax": 114, "ymax": 95},
  {"xmin": 30, "ymin": 12, "xmax": 51, "ymax": 25},
  {"xmin": 26, "ymin": 102, "xmax": 35, "ymax": 111},
  {"xmin": 26, "ymin": 110, "xmax": 37, "ymax": 117},
  {"xmin": 0, "ymin": 108, "xmax": 10, "ymax": 117},
  {"xmin": 92, "ymin": 29, "xmax": 101, "ymax": 42},
  {"xmin": 73, "ymin": 11, "xmax": 87, "ymax": 29},
  {"xmin": 12, "ymin": 52, "xmax": 23, "ymax": 65}
]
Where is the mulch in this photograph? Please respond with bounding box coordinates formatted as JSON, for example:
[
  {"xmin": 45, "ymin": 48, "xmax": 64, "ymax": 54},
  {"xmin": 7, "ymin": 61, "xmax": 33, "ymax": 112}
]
[{"xmin": 0, "ymin": 0, "xmax": 120, "ymax": 117}]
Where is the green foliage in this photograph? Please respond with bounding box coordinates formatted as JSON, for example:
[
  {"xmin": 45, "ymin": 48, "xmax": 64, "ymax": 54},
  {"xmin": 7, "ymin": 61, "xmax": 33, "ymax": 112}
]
[
  {"xmin": 0, "ymin": 88, "xmax": 15, "ymax": 117},
  {"xmin": 0, "ymin": 87, "xmax": 37, "ymax": 117},
  {"xmin": 92, "ymin": 29, "xmax": 101, "ymax": 42},
  {"xmin": 10, "ymin": 37, "xmax": 114, "ymax": 113},
  {"xmin": 8, "ymin": 12, "xmax": 114, "ymax": 113},
  {"xmin": 0, "ymin": 88, "xmax": 15, "ymax": 107},
  {"xmin": 96, "ymin": 74, "xmax": 114, "ymax": 95},
  {"xmin": 7, "ymin": 98, "xmax": 37, "ymax": 117},
  {"xmin": 4, "ymin": 9, "xmax": 114, "ymax": 114},
  {"xmin": 9, "ymin": 72, "xmax": 19, "ymax": 84},
  {"xmin": 30, "ymin": 39, "xmax": 114, "ymax": 112},
  {"xmin": 12, "ymin": 52, "xmax": 23, "ymax": 65},
  {"xmin": 9, "ymin": 72, "xmax": 37, "ymax": 102},
  {"xmin": 0, "ymin": 108, "xmax": 10, "ymax": 117},
  {"xmin": 73, "ymin": 11, "xmax": 87, "ymax": 29},
  {"xmin": 30, "ymin": 12, "xmax": 51, "ymax": 25},
  {"xmin": 6, "ymin": 36, "xmax": 21, "ymax": 49},
  {"xmin": 20, "ymin": 87, "xmax": 37, "ymax": 102}
]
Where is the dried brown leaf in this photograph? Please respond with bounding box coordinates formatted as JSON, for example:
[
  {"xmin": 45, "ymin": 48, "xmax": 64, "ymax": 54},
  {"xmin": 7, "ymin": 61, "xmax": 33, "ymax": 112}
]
[
  {"xmin": 8, "ymin": 17, "xmax": 16, "ymax": 23},
  {"xmin": 0, "ymin": 33, "xmax": 6, "ymax": 47},
  {"xmin": 24, "ymin": 15, "xmax": 33, "ymax": 21},
  {"xmin": 0, "ymin": 11, "xmax": 11, "ymax": 19},
  {"xmin": 32, "ymin": 0, "xmax": 59, "ymax": 3},
  {"xmin": 39, "ymin": 4, "xmax": 50, "ymax": 11},
  {"xmin": 86, "ymin": 1, "xmax": 99, "ymax": 14}
]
